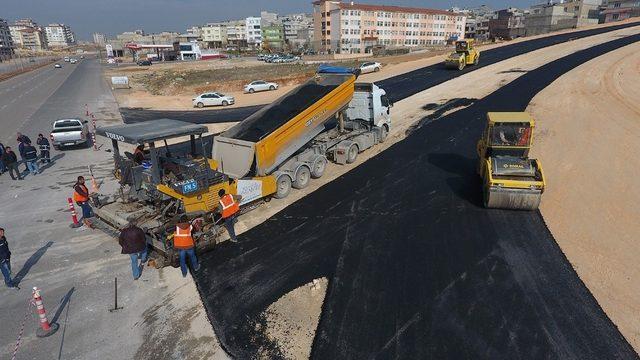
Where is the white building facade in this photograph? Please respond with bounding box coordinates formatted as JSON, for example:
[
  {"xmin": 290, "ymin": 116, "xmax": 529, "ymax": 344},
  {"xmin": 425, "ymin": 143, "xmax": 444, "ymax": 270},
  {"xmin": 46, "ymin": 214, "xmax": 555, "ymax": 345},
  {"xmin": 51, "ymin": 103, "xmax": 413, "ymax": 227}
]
[
  {"xmin": 45, "ymin": 23, "xmax": 75, "ymax": 47},
  {"xmin": 246, "ymin": 17, "xmax": 262, "ymax": 48}
]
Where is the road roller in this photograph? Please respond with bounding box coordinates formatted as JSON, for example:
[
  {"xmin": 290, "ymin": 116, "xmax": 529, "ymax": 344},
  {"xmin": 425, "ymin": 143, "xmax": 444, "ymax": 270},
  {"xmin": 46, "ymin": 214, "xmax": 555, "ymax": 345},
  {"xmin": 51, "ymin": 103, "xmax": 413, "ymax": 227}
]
[
  {"xmin": 444, "ymin": 39, "xmax": 480, "ymax": 70},
  {"xmin": 477, "ymin": 112, "xmax": 546, "ymax": 210}
]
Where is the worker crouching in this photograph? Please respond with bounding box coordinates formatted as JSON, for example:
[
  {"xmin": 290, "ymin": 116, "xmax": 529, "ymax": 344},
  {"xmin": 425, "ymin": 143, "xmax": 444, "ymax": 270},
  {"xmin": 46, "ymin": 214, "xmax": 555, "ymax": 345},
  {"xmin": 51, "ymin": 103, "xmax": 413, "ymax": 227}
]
[
  {"xmin": 173, "ymin": 215, "xmax": 200, "ymax": 277},
  {"xmin": 218, "ymin": 189, "xmax": 241, "ymax": 243}
]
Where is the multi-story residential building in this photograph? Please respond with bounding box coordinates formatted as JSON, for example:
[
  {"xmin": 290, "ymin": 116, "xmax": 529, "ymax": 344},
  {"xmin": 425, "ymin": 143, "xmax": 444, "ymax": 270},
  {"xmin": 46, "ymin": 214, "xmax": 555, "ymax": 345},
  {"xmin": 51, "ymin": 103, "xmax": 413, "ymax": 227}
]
[
  {"xmin": 602, "ymin": 0, "xmax": 640, "ymax": 22},
  {"xmin": 202, "ymin": 23, "xmax": 227, "ymax": 48},
  {"xmin": 281, "ymin": 13, "xmax": 314, "ymax": 48},
  {"xmin": 116, "ymin": 30, "xmax": 178, "ymax": 45},
  {"xmin": 525, "ymin": 0, "xmax": 600, "ymax": 36},
  {"xmin": 489, "ymin": 8, "xmax": 526, "ymax": 40},
  {"xmin": 9, "ymin": 19, "xmax": 48, "ymax": 51},
  {"xmin": 261, "ymin": 11, "xmax": 279, "ymax": 26},
  {"xmin": 0, "ymin": 18, "xmax": 14, "ymax": 60},
  {"xmin": 93, "ymin": 32, "xmax": 106, "ymax": 45},
  {"xmin": 246, "ymin": 17, "xmax": 262, "ymax": 48},
  {"xmin": 464, "ymin": 18, "xmax": 477, "ymax": 38},
  {"xmin": 313, "ymin": 1, "xmax": 466, "ymax": 54},
  {"xmin": 18, "ymin": 28, "xmax": 48, "ymax": 51},
  {"xmin": 262, "ymin": 24, "xmax": 285, "ymax": 50},
  {"xmin": 45, "ymin": 23, "xmax": 75, "ymax": 47},
  {"xmin": 226, "ymin": 20, "xmax": 247, "ymax": 48}
]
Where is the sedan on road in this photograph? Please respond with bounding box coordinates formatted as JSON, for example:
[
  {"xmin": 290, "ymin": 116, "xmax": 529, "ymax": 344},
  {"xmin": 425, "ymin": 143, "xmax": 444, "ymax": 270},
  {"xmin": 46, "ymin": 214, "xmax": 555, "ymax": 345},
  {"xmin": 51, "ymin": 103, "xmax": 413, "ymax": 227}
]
[
  {"xmin": 359, "ymin": 62, "xmax": 382, "ymax": 74},
  {"xmin": 54, "ymin": 63, "xmax": 62, "ymax": 68},
  {"xmin": 193, "ymin": 92, "xmax": 235, "ymax": 108},
  {"xmin": 244, "ymin": 81, "xmax": 278, "ymax": 93}
]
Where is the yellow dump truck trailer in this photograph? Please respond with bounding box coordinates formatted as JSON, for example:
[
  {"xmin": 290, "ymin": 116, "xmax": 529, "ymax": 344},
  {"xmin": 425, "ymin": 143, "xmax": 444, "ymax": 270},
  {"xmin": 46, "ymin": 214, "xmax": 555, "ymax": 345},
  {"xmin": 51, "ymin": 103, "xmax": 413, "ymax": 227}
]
[{"xmin": 214, "ymin": 66, "xmax": 393, "ymax": 201}]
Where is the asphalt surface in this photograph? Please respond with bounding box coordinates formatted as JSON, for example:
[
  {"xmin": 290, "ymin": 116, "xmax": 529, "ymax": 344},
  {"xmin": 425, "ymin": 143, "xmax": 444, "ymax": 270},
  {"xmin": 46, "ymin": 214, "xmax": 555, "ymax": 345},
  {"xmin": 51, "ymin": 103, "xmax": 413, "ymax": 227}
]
[
  {"xmin": 193, "ymin": 34, "xmax": 640, "ymax": 359},
  {"xmin": 120, "ymin": 20, "xmax": 640, "ymax": 125}
]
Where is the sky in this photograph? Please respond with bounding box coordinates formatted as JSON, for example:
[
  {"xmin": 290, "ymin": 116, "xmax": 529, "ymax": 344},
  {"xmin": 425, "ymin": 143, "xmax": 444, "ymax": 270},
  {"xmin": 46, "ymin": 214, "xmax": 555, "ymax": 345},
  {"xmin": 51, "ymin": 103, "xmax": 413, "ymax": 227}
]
[{"xmin": 4, "ymin": 0, "xmax": 532, "ymax": 41}]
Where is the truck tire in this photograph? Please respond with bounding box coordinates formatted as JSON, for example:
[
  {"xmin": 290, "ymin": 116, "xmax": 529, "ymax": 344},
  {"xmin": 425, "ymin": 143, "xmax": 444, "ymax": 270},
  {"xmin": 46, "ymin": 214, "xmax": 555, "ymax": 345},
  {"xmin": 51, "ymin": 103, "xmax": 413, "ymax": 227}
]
[
  {"xmin": 274, "ymin": 174, "xmax": 292, "ymax": 199},
  {"xmin": 197, "ymin": 102, "xmax": 204, "ymax": 108},
  {"xmin": 380, "ymin": 125, "xmax": 389, "ymax": 143},
  {"xmin": 293, "ymin": 166, "xmax": 311, "ymax": 189},
  {"xmin": 311, "ymin": 156, "xmax": 327, "ymax": 178},
  {"xmin": 346, "ymin": 144, "xmax": 359, "ymax": 164}
]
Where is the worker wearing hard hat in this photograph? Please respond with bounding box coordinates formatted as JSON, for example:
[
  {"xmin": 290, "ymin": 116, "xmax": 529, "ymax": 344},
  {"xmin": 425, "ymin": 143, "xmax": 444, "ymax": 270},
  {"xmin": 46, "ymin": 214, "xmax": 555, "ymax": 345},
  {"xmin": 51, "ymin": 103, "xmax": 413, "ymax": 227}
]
[{"xmin": 218, "ymin": 189, "xmax": 242, "ymax": 243}]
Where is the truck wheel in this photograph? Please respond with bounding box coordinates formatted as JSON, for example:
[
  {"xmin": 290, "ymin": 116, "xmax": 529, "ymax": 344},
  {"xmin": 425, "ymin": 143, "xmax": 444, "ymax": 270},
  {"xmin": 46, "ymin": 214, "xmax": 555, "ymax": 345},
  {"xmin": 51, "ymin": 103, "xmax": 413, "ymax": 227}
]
[
  {"xmin": 380, "ymin": 125, "xmax": 389, "ymax": 143},
  {"xmin": 311, "ymin": 156, "xmax": 327, "ymax": 178},
  {"xmin": 274, "ymin": 174, "xmax": 292, "ymax": 199},
  {"xmin": 346, "ymin": 144, "xmax": 359, "ymax": 164},
  {"xmin": 197, "ymin": 102, "xmax": 204, "ymax": 108},
  {"xmin": 293, "ymin": 166, "xmax": 311, "ymax": 189}
]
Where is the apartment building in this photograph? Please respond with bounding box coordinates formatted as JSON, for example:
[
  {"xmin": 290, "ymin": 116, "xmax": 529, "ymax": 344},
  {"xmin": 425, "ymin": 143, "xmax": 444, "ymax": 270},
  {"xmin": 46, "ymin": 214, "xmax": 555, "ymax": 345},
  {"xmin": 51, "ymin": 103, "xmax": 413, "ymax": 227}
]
[
  {"xmin": 226, "ymin": 20, "xmax": 247, "ymax": 48},
  {"xmin": 601, "ymin": 0, "xmax": 639, "ymax": 22},
  {"xmin": 0, "ymin": 19, "xmax": 14, "ymax": 60},
  {"xmin": 313, "ymin": 1, "xmax": 466, "ymax": 54},
  {"xmin": 45, "ymin": 23, "xmax": 75, "ymax": 47},
  {"xmin": 489, "ymin": 8, "xmax": 526, "ymax": 39},
  {"xmin": 9, "ymin": 19, "xmax": 39, "ymax": 47},
  {"xmin": 262, "ymin": 24, "xmax": 285, "ymax": 50},
  {"xmin": 17, "ymin": 28, "xmax": 48, "ymax": 51},
  {"xmin": 93, "ymin": 32, "xmax": 106, "ymax": 45},
  {"xmin": 202, "ymin": 24, "xmax": 227, "ymax": 48},
  {"xmin": 246, "ymin": 17, "xmax": 262, "ymax": 48},
  {"xmin": 525, "ymin": 0, "xmax": 600, "ymax": 36}
]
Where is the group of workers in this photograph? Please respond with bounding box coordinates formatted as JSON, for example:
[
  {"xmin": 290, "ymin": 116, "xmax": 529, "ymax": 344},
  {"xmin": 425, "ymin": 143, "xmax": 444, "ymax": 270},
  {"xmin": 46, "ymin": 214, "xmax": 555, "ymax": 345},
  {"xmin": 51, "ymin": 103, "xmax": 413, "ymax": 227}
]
[
  {"xmin": 116, "ymin": 188, "xmax": 241, "ymax": 279},
  {"xmin": 0, "ymin": 132, "xmax": 51, "ymax": 180}
]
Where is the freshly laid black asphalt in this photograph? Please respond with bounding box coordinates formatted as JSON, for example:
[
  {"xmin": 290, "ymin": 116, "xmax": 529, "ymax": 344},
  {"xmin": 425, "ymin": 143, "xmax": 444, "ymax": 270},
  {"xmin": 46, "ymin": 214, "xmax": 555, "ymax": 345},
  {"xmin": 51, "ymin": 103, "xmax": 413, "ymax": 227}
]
[
  {"xmin": 193, "ymin": 34, "xmax": 640, "ymax": 359},
  {"xmin": 120, "ymin": 20, "xmax": 640, "ymax": 125}
]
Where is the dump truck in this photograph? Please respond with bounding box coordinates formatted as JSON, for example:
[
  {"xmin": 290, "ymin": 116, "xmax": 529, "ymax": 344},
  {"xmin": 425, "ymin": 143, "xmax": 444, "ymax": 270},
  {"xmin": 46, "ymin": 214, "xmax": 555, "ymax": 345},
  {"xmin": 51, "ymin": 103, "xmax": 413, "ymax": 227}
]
[
  {"xmin": 213, "ymin": 65, "xmax": 392, "ymax": 201},
  {"xmin": 477, "ymin": 112, "xmax": 545, "ymax": 210},
  {"xmin": 444, "ymin": 39, "xmax": 480, "ymax": 70},
  {"xmin": 94, "ymin": 65, "xmax": 392, "ymax": 267}
]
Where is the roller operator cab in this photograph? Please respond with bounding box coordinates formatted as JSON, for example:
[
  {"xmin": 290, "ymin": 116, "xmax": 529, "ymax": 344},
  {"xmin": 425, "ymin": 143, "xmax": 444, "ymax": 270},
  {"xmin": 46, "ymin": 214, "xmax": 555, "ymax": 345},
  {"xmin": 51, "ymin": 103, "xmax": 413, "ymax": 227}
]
[
  {"xmin": 477, "ymin": 112, "xmax": 546, "ymax": 210},
  {"xmin": 445, "ymin": 39, "xmax": 480, "ymax": 70}
]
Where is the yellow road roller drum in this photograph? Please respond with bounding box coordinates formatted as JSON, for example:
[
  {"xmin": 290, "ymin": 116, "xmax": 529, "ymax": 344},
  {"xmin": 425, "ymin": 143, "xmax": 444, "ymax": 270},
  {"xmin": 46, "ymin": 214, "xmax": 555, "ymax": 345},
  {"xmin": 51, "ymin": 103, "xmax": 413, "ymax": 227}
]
[
  {"xmin": 445, "ymin": 39, "xmax": 480, "ymax": 70},
  {"xmin": 477, "ymin": 112, "xmax": 545, "ymax": 210}
]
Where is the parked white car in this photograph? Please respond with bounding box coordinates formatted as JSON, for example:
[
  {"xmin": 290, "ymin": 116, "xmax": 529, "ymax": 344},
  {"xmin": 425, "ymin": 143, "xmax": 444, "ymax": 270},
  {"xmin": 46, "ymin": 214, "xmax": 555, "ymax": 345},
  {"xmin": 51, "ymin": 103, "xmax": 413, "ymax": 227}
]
[
  {"xmin": 50, "ymin": 118, "xmax": 90, "ymax": 149},
  {"xmin": 192, "ymin": 92, "xmax": 235, "ymax": 108},
  {"xmin": 70, "ymin": 58, "xmax": 77, "ymax": 64},
  {"xmin": 54, "ymin": 63, "xmax": 62, "ymax": 68},
  {"xmin": 359, "ymin": 62, "xmax": 382, "ymax": 74},
  {"xmin": 244, "ymin": 80, "xmax": 278, "ymax": 94}
]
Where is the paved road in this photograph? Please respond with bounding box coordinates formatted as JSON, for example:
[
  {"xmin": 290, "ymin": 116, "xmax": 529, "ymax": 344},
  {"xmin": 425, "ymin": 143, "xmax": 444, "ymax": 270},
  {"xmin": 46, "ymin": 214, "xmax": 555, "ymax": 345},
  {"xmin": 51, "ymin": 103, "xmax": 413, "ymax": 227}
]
[
  {"xmin": 119, "ymin": 20, "xmax": 640, "ymax": 124},
  {"xmin": 0, "ymin": 59, "xmax": 200, "ymax": 359},
  {"xmin": 193, "ymin": 34, "xmax": 640, "ymax": 359}
]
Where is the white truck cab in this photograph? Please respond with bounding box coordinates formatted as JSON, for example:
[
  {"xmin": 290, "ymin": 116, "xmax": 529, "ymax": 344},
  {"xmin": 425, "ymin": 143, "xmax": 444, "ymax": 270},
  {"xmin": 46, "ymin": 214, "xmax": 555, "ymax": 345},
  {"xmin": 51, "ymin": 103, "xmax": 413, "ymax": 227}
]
[{"xmin": 346, "ymin": 83, "xmax": 392, "ymax": 133}]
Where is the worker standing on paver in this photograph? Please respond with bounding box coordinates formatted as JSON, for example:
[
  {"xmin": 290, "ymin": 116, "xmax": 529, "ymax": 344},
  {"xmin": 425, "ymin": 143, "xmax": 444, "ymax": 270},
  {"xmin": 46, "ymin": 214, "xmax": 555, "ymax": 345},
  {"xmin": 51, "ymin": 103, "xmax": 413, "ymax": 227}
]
[
  {"xmin": 37, "ymin": 134, "xmax": 51, "ymax": 163},
  {"xmin": 118, "ymin": 221, "xmax": 148, "ymax": 280},
  {"xmin": 73, "ymin": 176, "xmax": 94, "ymax": 228},
  {"xmin": 173, "ymin": 215, "xmax": 200, "ymax": 277},
  {"xmin": 23, "ymin": 142, "xmax": 39, "ymax": 176},
  {"xmin": 0, "ymin": 228, "xmax": 19, "ymax": 290},
  {"xmin": 1, "ymin": 146, "xmax": 22, "ymax": 180},
  {"xmin": 218, "ymin": 189, "xmax": 242, "ymax": 243},
  {"xmin": 133, "ymin": 145, "xmax": 145, "ymax": 165}
]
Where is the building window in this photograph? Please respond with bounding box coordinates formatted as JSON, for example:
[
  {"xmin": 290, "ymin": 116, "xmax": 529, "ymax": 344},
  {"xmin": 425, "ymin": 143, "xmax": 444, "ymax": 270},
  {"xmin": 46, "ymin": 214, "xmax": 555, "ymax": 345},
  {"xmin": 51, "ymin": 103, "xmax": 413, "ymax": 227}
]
[{"xmin": 614, "ymin": 2, "xmax": 621, "ymax": 7}]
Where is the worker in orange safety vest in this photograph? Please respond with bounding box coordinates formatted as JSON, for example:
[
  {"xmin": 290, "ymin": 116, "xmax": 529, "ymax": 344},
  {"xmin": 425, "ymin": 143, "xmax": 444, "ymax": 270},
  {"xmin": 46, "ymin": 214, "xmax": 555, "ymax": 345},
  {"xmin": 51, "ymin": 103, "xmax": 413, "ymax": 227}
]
[
  {"xmin": 173, "ymin": 215, "xmax": 200, "ymax": 277},
  {"xmin": 218, "ymin": 189, "xmax": 242, "ymax": 243},
  {"xmin": 73, "ymin": 176, "xmax": 94, "ymax": 228}
]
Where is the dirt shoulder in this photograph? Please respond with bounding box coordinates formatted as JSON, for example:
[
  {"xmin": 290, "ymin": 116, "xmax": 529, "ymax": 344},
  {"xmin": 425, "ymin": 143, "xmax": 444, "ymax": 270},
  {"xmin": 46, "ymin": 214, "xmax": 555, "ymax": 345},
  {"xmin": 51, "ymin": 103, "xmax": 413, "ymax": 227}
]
[{"xmin": 528, "ymin": 42, "xmax": 640, "ymax": 352}]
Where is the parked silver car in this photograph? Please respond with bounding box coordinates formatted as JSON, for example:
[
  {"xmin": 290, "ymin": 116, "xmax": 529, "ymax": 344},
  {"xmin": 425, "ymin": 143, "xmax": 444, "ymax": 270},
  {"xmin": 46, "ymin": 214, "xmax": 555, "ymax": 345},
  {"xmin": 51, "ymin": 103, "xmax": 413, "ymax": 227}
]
[
  {"xmin": 192, "ymin": 92, "xmax": 235, "ymax": 108},
  {"xmin": 244, "ymin": 80, "xmax": 278, "ymax": 93},
  {"xmin": 50, "ymin": 118, "xmax": 90, "ymax": 149}
]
